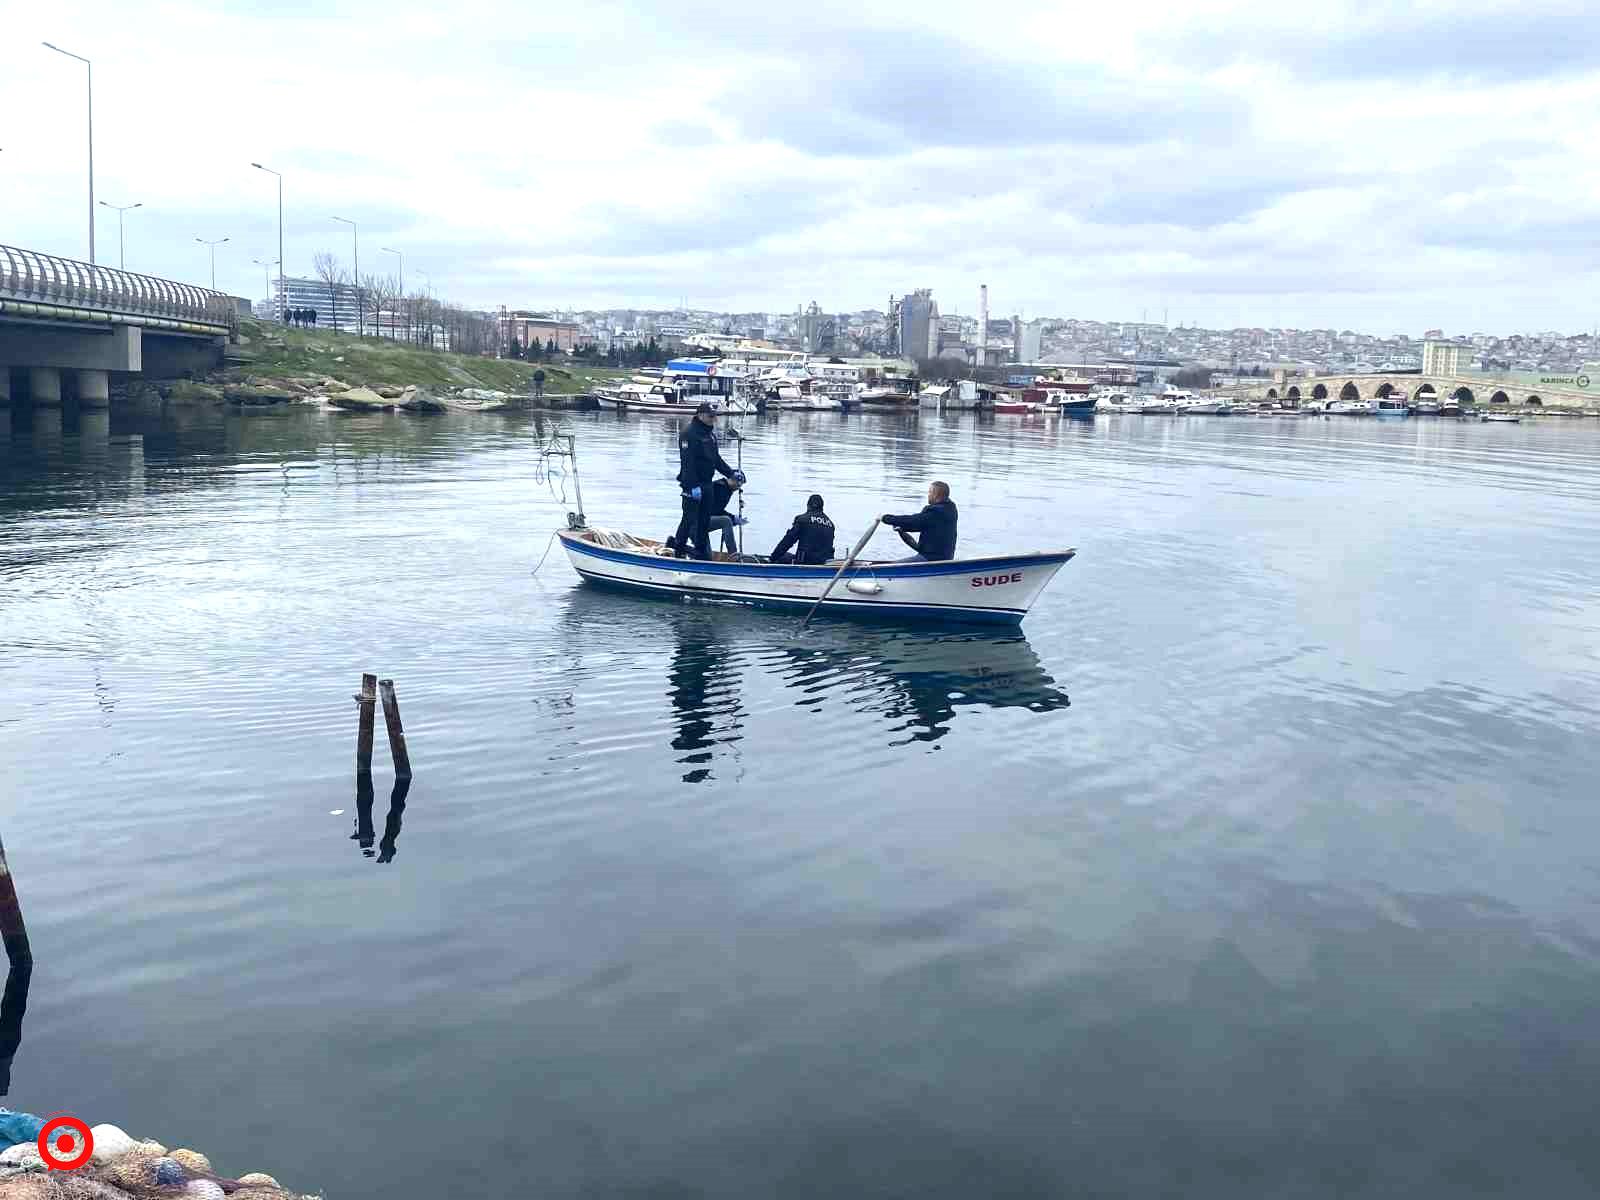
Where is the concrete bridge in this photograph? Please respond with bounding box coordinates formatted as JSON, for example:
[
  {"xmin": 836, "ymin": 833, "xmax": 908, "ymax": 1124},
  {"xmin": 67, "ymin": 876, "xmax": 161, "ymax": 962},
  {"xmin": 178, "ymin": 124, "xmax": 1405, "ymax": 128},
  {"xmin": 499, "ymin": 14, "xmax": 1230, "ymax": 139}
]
[
  {"xmin": 0, "ymin": 244, "xmax": 236, "ymax": 409},
  {"xmin": 1241, "ymin": 372, "xmax": 1596, "ymax": 412}
]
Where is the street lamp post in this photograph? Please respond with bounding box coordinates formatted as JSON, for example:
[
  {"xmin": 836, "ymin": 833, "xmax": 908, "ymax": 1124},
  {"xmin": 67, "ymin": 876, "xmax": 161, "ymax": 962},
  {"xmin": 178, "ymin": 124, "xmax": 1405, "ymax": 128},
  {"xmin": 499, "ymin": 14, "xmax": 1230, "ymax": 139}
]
[
  {"xmin": 417, "ymin": 270, "xmax": 433, "ymax": 347},
  {"xmin": 251, "ymin": 257, "xmax": 278, "ymax": 313},
  {"xmin": 42, "ymin": 41, "xmax": 94, "ymax": 264},
  {"xmin": 97, "ymin": 200, "xmax": 141, "ymax": 270},
  {"xmin": 380, "ymin": 246, "xmax": 403, "ymax": 343},
  {"xmin": 250, "ymin": 163, "xmax": 284, "ymax": 321},
  {"xmin": 195, "ymin": 236, "xmax": 229, "ymax": 291},
  {"xmin": 331, "ymin": 216, "xmax": 359, "ymax": 335}
]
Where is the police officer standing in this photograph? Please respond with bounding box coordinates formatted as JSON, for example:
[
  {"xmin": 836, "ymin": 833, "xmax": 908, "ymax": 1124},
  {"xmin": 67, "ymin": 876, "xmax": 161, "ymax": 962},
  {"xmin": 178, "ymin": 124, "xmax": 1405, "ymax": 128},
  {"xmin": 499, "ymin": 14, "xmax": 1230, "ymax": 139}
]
[
  {"xmin": 672, "ymin": 402, "xmax": 743, "ymax": 559},
  {"xmin": 769, "ymin": 494, "xmax": 836, "ymax": 564}
]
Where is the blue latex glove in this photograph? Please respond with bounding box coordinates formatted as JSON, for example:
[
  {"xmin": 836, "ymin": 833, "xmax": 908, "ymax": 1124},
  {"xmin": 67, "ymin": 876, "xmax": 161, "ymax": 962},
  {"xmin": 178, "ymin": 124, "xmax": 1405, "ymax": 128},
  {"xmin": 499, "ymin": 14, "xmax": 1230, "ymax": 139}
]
[
  {"xmin": 732, "ymin": 470, "xmax": 747, "ymax": 484},
  {"xmin": 690, "ymin": 486, "xmax": 702, "ymax": 501}
]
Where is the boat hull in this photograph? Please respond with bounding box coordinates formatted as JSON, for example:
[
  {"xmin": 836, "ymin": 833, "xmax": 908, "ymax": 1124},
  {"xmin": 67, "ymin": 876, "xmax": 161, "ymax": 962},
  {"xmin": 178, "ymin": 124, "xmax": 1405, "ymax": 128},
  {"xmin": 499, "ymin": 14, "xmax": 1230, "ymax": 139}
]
[
  {"xmin": 557, "ymin": 531, "xmax": 1074, "ymax": 626},
  {"xmin": 596, "ymin": 395, "xmax": 752, "ymax": 415}
]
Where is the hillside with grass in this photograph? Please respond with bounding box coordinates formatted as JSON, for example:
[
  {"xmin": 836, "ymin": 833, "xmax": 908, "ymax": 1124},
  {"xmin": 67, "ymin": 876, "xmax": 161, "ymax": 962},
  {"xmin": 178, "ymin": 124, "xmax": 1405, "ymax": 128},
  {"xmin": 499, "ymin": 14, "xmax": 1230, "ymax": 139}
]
[{"xmin": 229, "ymin": 319, "xmax": 629, "ymax": 395}]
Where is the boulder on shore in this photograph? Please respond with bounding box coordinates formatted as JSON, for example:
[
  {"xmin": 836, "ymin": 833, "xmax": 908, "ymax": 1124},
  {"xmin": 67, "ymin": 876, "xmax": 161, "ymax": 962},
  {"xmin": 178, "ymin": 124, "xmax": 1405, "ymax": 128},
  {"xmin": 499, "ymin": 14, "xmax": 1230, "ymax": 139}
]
[
  {"xmin": 319, "ymin": 377, "xmax": 352, "ymax": 392},
  {"xmin": 163, "ymin": 380, "xmax": 225, "ymax": 404},
  {"xmin": 398, "ymin": 386, "xmax": 445, "ymax": 413},
  {"xmin": 224, "ymin": 382, "xmax": 296, "ymax": 406},
  {"xmin": 375, "ymin": 384, "xmax": 406, "ymax": 399},
  {"xmin": 328, "ymin": 386, "xmax": 392, "ymax": 411}
]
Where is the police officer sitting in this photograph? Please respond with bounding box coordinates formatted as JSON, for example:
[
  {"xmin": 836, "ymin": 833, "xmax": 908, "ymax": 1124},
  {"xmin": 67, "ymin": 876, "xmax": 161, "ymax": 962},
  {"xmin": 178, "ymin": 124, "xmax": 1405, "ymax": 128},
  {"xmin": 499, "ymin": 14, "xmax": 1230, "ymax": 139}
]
[{"xmin": 770, "ymin": 494, "xmax": 836, "ymax": 564}]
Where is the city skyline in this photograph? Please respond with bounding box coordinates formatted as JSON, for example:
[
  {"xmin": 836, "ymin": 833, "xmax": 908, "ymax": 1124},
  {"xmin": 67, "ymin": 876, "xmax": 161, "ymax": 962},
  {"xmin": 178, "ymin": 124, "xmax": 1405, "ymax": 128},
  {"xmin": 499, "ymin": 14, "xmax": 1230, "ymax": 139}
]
[{"xmin": 4, "ymin": 0, "xmax": 1599, "ymax": 335}]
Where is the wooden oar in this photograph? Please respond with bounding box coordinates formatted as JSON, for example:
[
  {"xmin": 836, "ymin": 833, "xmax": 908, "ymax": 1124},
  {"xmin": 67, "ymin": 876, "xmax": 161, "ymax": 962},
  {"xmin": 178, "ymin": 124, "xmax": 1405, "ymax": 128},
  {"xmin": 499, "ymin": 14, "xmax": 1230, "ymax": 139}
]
[{"xmin": 799, "ymin": 518, "xmax": 880, "ymax": 629}]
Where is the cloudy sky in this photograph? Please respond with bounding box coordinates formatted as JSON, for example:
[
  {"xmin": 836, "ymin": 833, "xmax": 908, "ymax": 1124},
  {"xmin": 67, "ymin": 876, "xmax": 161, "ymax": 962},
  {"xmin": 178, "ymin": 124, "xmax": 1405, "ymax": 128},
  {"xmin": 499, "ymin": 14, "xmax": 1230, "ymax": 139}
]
[{"xmin": 4, "ymin": 0, "xmax": 1599, "ymax": 335}]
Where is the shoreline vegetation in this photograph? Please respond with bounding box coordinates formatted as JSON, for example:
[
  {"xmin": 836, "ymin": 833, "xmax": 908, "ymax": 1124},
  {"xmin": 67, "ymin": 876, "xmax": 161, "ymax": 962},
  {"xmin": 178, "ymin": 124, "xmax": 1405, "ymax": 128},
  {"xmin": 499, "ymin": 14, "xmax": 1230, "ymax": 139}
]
[{"xmin": 117, "ymin": 319, "xmax": 633, "ymax": 414}]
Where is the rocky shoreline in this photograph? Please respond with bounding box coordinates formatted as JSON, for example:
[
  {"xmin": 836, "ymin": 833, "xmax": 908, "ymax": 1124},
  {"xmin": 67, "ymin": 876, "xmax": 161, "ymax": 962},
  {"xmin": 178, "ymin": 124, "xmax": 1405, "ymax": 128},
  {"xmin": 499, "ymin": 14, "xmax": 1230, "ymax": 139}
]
[
  {"xmin": 122, "ymin": 374, "xmax": 596, "ymax": 415},
  {"xmin": 0, "ymin": 1111, "xmax": 318, "ymax": 1199}
]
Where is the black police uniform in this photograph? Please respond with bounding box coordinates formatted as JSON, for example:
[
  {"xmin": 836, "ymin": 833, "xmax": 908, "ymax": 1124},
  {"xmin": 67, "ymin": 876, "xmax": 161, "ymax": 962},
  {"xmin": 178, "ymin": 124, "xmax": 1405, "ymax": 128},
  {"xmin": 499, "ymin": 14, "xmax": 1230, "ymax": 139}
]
[
  {"xmin": 770, "ymin": 508, "xmax": 836, "ymax": 564},
  {"xmin": 672, "ymin": 418, "xmax": 736, "ymax": 558},
  {"xmin": 883, "ymin": 498, "xmax": 958, "ymax": 560}
]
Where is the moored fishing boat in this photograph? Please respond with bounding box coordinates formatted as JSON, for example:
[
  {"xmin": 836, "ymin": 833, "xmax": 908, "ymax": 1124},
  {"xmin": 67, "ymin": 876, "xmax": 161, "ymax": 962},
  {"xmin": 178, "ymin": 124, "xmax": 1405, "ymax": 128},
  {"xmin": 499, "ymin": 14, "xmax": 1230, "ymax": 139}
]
[
  {"xmin": 557, "ymin": 528, "xmax": 1074, "ymax": 625},
  {"xmin": 596, "ymin": 376, "xmax": 753, "ymax": 415}
]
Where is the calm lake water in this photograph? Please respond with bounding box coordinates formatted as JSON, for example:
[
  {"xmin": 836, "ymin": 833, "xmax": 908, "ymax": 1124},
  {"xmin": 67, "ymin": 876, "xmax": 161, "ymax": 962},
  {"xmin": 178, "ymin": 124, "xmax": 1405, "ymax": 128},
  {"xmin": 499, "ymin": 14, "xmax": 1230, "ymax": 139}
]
[{"xmin": 4, "ymin": 401, "xmax": 1600, "ymax": 1197}]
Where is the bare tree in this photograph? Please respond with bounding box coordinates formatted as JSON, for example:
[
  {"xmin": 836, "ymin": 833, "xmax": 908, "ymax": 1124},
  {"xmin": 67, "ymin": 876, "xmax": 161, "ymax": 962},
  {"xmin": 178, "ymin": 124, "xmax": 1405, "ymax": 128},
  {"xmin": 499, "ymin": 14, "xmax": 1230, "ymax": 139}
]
[
  {"xmin": 313, "ymin": 252, "xmax": 346, "ymax": 333},
  {"xmin": 362, "ymin": 272, "xmax": 397, "ymax": 341}
]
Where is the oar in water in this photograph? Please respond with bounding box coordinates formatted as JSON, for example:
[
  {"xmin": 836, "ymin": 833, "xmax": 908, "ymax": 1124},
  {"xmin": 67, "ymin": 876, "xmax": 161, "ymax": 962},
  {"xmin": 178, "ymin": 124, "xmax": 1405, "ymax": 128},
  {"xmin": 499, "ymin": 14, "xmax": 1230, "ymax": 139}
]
[{"xmin": 799, "ymin": 518, "xmax": 880, "ymax": 629}]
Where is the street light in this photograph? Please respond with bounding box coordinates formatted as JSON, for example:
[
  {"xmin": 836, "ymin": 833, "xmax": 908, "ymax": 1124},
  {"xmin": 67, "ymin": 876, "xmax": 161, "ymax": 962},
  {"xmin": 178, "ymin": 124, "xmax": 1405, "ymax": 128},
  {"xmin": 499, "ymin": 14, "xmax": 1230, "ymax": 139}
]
[
  {"xmin": 97, "ymin": 200, "xmax": 141, "ymax": 270},
  {"xmin": 251, "ymin": 257, "xmax": 278, "ymax": 313},
  {"xmin": 42, "ymin": 41, "xmax": 94, "ymax": 264},
  {"xmin": 417, "ymin": 270, "xmax": 433, "ymax": 347},
  {"xmin": 331, "ymin": 216, "xmax": 359, "ymax": 335},
  {"xmin": 195, "ymin": 236, "xmax": 229, "ymax": 291},
  {"xmin": 380, "ymin": 246, "xmax": 403, "ymax": 342},
  {"xmin": 250, "ymin": 163, "xmax": 284, "ymax": 322}
]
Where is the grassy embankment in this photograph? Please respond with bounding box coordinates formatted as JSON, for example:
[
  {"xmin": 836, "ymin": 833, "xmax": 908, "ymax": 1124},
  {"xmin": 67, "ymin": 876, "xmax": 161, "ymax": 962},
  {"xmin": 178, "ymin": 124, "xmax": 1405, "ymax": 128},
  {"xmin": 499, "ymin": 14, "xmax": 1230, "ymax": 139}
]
[{"xmin": 233, "ymin": 318, "xmax": 630, "ymax": 394}]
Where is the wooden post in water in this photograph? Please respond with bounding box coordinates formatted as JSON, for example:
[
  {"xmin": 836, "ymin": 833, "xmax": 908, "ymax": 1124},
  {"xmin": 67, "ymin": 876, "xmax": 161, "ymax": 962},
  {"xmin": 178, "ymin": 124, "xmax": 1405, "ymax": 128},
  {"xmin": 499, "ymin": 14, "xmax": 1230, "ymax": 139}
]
[
  {"xmin": 378, "ymin": 679, "xmax": 412, "ymax": 779},
  {"xmin": 355, "ymin": 673, "xmax": 377, "ymax": 774},
  {"xmin": 0, "ymin": 834, "xmax": 31, "ymax": 968}
]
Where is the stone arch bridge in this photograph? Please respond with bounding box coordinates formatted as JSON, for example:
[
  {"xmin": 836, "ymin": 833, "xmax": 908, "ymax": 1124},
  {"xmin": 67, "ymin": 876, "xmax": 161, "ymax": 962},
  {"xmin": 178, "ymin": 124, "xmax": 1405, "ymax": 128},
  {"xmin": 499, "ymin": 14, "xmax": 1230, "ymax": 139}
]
[{"xmin": 1241, "ymin": 373, "xmax": 1596, "ymax": 412}]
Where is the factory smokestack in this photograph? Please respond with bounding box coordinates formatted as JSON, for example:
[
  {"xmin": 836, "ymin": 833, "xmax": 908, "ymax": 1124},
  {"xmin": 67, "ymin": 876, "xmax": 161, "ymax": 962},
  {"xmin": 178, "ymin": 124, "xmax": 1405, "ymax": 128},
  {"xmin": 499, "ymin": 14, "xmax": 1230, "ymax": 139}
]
[{"xmin": 978, "ymin": 284, "xmax": 988, "ymax": 366}]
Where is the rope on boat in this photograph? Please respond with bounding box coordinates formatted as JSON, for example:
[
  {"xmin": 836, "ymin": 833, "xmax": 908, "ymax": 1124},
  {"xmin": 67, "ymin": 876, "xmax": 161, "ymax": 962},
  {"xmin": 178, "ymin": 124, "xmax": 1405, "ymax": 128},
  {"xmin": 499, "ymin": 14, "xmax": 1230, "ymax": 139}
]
[{"xmin": 529, "ymin": 530, "xmax": 559, "ymax": 576}]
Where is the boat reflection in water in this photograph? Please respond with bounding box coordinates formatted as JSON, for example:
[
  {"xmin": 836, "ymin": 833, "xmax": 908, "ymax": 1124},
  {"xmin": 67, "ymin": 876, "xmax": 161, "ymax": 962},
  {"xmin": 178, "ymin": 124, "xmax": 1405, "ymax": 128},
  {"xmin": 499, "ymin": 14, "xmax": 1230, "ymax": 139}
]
[{"xmin": 560, "ymin": 588, "xmax": 1070, "ymax": 781}]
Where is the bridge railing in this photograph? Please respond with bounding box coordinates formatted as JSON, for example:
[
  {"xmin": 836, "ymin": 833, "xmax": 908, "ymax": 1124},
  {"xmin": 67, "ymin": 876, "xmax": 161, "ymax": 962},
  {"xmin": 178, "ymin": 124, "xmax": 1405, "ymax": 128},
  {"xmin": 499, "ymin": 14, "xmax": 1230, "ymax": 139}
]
[{"xmin": 0, "ymin": 244, "xmax": 236, "ymax": 333}]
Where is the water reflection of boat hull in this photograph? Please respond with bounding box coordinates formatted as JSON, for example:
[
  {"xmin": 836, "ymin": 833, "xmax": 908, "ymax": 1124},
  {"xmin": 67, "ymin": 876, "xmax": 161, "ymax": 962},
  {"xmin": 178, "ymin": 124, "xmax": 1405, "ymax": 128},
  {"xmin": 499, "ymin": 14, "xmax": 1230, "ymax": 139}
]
[
  {"xmin": 558, "ymin": 530, "xmax": 1073, "ymax": 626},
  {"xmin": 560, "ymin": 587, "xmax": 1071, "ymax": 747}
]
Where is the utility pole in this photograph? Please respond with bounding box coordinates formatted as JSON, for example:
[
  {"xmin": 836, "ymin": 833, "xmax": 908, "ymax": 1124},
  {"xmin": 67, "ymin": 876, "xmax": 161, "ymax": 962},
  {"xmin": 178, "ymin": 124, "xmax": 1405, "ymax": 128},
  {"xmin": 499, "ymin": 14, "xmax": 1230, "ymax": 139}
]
[
  {"xmin": 98, "ymin": 200, "xmax": 141, "ymax": 270},
  {"xmin": 250, "ymin": 163, "xmax": 284, "ymax": 320},
  {"xmin": 195, "ymin": 236, "xmax": 229, "ymax": 290},
  {"xmin": 42, "ymin": 41, "xmax": 94, "ymax": 264},
  {"xmin": 332, "ymin": 216, "xmax": 359, "ymax": 334}
]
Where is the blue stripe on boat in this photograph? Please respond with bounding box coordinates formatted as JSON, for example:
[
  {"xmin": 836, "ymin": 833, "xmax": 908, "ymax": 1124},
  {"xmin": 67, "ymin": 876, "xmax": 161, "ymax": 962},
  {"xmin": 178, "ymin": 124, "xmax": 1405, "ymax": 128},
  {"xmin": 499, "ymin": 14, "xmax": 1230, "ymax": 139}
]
[{"xmin": 572, "ymin": 568, "xmax": 1027, "ymax": 625}]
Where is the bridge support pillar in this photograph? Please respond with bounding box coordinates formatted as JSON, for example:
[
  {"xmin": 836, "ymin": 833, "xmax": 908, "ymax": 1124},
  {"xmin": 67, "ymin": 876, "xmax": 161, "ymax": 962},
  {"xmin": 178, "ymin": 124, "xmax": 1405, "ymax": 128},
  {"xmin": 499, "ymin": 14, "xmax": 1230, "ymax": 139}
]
[
  {"xmin": 28, "ymin": 367, "xmax": 62, "ymax": 407},
  {"xmin": 76, "ymin": 369, "xmax": 110, "ymax": 409},
  {"xmin": 0, "ymin": 367, "xmax": 11, "ymax": 406}
]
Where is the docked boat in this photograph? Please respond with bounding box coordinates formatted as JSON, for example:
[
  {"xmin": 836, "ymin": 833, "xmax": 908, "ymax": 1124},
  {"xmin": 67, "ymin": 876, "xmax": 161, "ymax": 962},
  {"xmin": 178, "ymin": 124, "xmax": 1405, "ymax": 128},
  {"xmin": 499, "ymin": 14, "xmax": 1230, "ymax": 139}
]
[
  {"xmin": 1326, "ymin": 399, "xmax": 1374, "ymax": 415},
  {"xmin": 990, "ymin": 398, "xmax": 1042, "ymax": 415},
  {"xmin": 1093, "ymin": 390, "xmax": 1137, "ymax": 413},
  {"xmin": 855, "ymin": 377, "xmax": 920, "ymax": 409},
  {"xmin": 1374, "ymin": 397, "xmax": 1409, "ymax": 418},
  {"xmin": 1481, "ymin": 411, "xmax": 1521, "ymax": 423},
  {"xmin": 1138, "ymin": 397, "xmax": 1179, "ymax": 414},
  {"xmin": 1440, "ymin": 399, "xmax": 1461, "ymax": 417},
  {"xmin": 758, "ymin": 374, "xmax": 846, "ymax": 411},
  {"xmin": 557, "ymin": 527, "xmax": 1074, "ymax": 625},
  {"xmin": 1412, "ymin": 400, "xmax": 1442, "ymax": 415},
  {"xmin": 597, "ymin": 376, "xmax": 753, "ymax": 415},
  {"xmin": 1178, "ymin": 399, "xmax": 1233, "ymax": 415}
]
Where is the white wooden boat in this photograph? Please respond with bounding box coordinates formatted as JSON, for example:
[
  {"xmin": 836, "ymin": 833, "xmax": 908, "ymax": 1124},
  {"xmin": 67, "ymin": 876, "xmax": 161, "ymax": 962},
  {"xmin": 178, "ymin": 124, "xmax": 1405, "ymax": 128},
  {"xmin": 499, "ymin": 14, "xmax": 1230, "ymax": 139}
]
[
  {"xmin": 596, "ymin": 376, "xmax": 753, "ymax": 415},
  {"xmin": 557, "ymin": 528, "xmax": 1074, "ymax": 626},
  {"xmin": 1480, "ymin": 411, "xmax": 1521, "ymax": 423}
]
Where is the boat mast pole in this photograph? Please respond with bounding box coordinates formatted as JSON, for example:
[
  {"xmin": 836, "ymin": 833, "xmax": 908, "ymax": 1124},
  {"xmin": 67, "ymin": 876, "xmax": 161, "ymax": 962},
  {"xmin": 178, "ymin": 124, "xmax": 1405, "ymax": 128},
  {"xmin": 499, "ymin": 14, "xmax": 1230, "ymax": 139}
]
[
  {"xmin": 735, "ymin": 427, "xmax": 744, "ymax": 556},
  {"xmin": 566, "ymin": 434, "xmax": 586, "ymax": 528}
]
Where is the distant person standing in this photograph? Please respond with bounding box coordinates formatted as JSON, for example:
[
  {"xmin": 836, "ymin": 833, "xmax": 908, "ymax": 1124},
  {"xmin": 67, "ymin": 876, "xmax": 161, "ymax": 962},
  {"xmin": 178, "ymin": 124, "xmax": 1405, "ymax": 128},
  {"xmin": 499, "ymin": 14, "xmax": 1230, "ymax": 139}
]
[{"xmin": 883, "ymin": 481, "xmax": 958, "ymax": 561}]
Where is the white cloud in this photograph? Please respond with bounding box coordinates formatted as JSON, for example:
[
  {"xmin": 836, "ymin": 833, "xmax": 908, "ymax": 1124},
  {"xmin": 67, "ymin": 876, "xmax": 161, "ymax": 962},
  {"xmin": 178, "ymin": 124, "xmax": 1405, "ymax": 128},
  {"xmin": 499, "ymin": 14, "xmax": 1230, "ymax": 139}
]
[{"xmin": 2, "ymin": 0, "xmax": 1597, "ymax": 334}]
